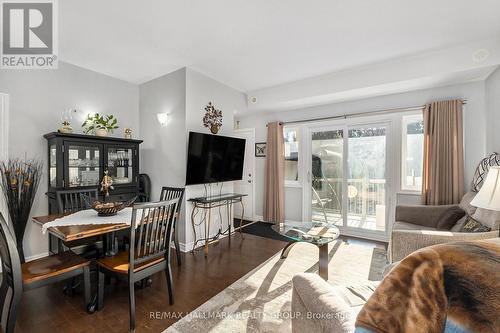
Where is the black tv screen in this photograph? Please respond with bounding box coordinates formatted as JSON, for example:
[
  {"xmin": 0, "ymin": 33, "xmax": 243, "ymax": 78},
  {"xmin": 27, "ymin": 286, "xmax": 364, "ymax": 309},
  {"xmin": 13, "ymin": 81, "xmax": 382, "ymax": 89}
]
[{"xmin": 185, "ymin": 132, "xmax": 246, "ymax": 185}]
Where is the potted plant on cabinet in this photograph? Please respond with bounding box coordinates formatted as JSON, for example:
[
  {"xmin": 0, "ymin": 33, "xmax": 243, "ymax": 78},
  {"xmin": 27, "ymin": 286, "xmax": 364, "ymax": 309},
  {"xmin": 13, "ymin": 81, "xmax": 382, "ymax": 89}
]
[
  {"xmin": 0, "ymin": 159, "xmax": 43, "ymax": 263},
  {"xmin": 82, "ymin": 113, "xmax": 119, "ymax": 136}
]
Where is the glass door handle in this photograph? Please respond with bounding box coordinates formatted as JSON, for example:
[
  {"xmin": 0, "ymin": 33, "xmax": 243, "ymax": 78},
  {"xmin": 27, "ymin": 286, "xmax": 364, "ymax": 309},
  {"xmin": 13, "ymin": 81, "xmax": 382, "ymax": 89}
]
[{"xmin": 307, "ymin": 171, "xmax": 311, "ymax": 183}]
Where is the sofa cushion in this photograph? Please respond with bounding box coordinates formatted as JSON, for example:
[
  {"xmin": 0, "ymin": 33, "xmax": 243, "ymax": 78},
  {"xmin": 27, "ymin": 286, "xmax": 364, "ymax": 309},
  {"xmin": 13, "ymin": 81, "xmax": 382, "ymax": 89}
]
[
  {"xmin": 459, "ymin": 192, "xmax": 477, "ymax": 216},
  {"xmin": 436, "ymin": 206, "xmax": 466, "ymax": 230},
  {"xmin": 460, "ymin": 216, "xmax": 491, "ymax": 232},
  {"xmin": 472, "ymin": 208, "xmax": 500, "ymax": 231},
  {"xmin": 393, "ymin": 221, "xmax": 436, "ymax": 232},
  {"xmin": 292, "ymin": 273, "xmax": 355, "ymax": 333},
  {"xmin": 450, "ymin": 215, "xmax": 468, "ymax": 232}
]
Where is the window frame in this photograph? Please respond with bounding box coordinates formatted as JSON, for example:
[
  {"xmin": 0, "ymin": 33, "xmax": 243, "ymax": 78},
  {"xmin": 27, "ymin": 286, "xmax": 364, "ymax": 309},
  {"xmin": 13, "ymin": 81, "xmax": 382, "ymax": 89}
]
[
  {"xmin": 283, "ymin": 126, "xmax": 301, "ymax": 187},
  {"xmin": 401, "ymin": 113, "xmax": 424, "ymax": 193}
]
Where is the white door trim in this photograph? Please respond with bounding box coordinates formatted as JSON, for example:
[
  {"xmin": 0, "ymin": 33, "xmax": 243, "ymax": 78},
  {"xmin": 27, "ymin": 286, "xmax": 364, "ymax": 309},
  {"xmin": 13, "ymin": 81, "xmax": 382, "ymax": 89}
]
[{"xmin": 234, "ymin": 128, "xmax": 256, "ymax": 221}]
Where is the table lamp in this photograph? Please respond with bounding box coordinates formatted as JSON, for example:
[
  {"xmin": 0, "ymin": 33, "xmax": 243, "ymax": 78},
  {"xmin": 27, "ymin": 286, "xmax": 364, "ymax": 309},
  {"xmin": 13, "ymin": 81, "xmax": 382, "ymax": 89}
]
[{"xmin": 470, "ymin": 166, "xmax": 500, "ymax": 236}]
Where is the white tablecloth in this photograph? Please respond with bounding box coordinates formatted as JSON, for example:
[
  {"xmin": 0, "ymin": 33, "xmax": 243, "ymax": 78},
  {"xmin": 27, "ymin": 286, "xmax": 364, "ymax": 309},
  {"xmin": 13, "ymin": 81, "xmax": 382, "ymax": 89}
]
[{"xmin": 42, "ymin": 208, "xmax": 134, "ymax": 234}]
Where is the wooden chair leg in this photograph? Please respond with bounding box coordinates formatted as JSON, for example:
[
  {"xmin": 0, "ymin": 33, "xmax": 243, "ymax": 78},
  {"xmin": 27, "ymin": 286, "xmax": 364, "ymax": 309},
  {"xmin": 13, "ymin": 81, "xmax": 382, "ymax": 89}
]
[
  {"xmin": 83, "ymin": 266, "xmax": 91, "ymax": 310},
  {"xmin": 174, "ymin": 234, "xmax": 182, "ymax": 266},
  {"xmin": 128, "ymin": 279, "xmax": 136, "ymax": 332},
  {"xmin": 165, "ymin": 263, "xmax": 174, "ymax": 305},
  {"xmin": 97, "ymin": 269, "xmax": 104, "ymax": 311}
]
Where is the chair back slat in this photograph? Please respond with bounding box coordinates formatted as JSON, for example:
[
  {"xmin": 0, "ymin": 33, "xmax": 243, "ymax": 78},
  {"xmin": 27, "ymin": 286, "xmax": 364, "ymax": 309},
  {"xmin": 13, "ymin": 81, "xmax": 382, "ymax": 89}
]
[
  {"xmin": 56, "ymin": 188, "xmax": 99, "ymax": 214},
  {"xmin": 0, "ymin": 213, "xmax": 23, "ymax": 333},
  {"xmin": 129, "ymin": 199, "xmax": 179, "ymax": 271},
  {"xmin": 159, "ymin": 187, "xmax": 185, "ymax": 213}
]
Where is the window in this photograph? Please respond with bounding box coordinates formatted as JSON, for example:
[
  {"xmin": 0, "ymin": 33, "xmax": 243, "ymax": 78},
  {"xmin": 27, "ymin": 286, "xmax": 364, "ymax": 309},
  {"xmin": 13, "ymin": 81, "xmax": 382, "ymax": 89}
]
[
  {"xmin": 401, "ymin": 114, "xmax": 424, "ymax": 192},
  {"xmin": 284, "ymin": 127, "xmax": 299, "ymax": 183}
]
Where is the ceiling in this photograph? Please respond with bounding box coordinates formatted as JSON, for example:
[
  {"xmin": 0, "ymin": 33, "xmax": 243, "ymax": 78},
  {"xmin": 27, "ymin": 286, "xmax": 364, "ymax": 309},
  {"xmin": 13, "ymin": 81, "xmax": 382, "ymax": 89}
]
[{"xmin": 60, "ymin": 0, "xmax": 500, "ymax": 92}]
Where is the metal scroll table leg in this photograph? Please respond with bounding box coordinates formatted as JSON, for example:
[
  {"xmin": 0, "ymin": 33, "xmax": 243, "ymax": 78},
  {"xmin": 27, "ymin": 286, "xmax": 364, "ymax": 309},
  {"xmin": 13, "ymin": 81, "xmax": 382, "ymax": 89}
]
[
  {"xmin": 191, "ymin": 204, "xmax": 197, "ymax": 253},
  {"xmin": 239, "ymin": 199, "xmax": 245, "ymax": 238},
  {"xmin": 226, "ymin": 201, "xmax": 231, "ymax": 239},
  {"xmin": 318, "ymin": 243, "xmax": 328, "ymax": 280},
  {"xmin": 280, "ymin": 241, "xmax": 297, "ymax": 259},
  {"xmin": 205, "ymin": 204, "xmax": 211, "ymax": 257}
]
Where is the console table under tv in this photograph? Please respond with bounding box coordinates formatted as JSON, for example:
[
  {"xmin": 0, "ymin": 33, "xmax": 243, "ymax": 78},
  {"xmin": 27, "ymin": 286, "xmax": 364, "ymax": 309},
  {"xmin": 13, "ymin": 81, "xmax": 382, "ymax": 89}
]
[{"xmin": 188, "ymin": 193, "xmax": 248, "ymax": 257}]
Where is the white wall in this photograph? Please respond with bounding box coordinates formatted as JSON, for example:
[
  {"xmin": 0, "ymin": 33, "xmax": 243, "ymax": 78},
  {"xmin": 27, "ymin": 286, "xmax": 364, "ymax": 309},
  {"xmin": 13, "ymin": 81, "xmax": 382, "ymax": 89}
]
[
  {"xmin": 183, "ymin": 68, "xmax": 247, "ymax": 250},
  {"xmin": 0, "ymin": 94, "xmax": 8, "ymax": 220},
  {"xmin": 139, "ymin": 68, "xmax": 187, "ymax": 197},
  {"xmin": 138, "ymin": 68, "xmax": 187, "ymax": 248},
  {"xmin": 0, "ymin": 62, "xmax": 139, "ymax": 259},
  {"xmin": 237, "ymin": 81, "xmax": 488, "ymax": 222},
  {"xmin": 137, "ymin": 68, "xmax": 247, "ymax": 251},
  {"xmin": 486, "ymin": 67, "xmax": 500, "ymax": 153}
]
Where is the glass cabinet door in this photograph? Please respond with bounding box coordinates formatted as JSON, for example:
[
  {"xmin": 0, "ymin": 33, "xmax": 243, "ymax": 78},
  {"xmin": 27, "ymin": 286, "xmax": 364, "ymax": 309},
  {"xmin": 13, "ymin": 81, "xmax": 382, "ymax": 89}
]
[
  {"xmin": 49, "ymin": 144, "xmax": 57, "ymax": 187},
  {"xmin": 106, "ymin": 146, "xmax": 135, "ymax": 185},
  {"xmin": 65, "ymin": 143, "xmax": 102, "ymax": 187}
]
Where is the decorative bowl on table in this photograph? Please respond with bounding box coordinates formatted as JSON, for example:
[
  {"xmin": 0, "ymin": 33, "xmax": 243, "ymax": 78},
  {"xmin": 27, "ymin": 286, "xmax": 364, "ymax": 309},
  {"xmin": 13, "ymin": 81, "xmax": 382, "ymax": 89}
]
[{"xmin": 83, "ymin": 196, "xmax": 137, "ymax": 216}]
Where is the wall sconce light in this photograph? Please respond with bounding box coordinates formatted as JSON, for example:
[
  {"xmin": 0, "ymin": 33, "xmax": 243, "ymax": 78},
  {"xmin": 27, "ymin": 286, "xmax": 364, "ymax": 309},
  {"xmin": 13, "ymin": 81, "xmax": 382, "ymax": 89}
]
[{"xmin": 157, "ymin": 113, "xmax": 169, "ymax": 127}]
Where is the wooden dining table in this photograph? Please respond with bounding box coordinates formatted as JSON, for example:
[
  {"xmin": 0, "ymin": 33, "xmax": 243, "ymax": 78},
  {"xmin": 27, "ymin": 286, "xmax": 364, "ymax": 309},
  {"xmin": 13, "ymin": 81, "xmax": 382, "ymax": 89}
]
[
  {"xmin": 32, "ymin": 214, "xmax": 129, "ymax": 242},
  {"xmin": 32, "ymin": 210, "xmax": 179, "ymax": 312},
  {"xmin": 32, "ymin": 213, "xmax": 130, "ymax": 257},
  {"xmin": 32, "ymin": 211, "xmax": 180, "ymax": 253}
]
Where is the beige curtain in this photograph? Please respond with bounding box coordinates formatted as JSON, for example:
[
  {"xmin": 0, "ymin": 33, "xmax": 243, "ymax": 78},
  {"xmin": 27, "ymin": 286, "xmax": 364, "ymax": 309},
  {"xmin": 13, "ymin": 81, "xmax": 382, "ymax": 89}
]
[
  {"xmin": 264, "ymin": 122, "xmax": 285, "ymax": 223},
  {"xmin": 422, "ymin": 99, "xmax": 464, "ymax": 205}
]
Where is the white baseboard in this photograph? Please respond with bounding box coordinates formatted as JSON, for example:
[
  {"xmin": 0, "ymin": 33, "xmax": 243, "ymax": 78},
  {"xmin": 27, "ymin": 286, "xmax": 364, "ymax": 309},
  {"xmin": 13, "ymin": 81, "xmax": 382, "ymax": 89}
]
[
  {"xmin": 25, "ymin": 252, "xmax": 49, "ymax": 262},
  {"xmin": 0, "ymin": 252, "xmax": 49, "ymax": 273}
]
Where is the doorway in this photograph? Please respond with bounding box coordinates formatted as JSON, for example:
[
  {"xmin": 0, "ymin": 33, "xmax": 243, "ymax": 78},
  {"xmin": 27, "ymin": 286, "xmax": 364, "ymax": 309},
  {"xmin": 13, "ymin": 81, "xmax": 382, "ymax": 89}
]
[
  {"xmin": 304, "ymin": 119, "xmax": 392, "ymax": 240},
  {"xmin": 233, "ymin": 128, "xmax": 255, "ymax": 221}
]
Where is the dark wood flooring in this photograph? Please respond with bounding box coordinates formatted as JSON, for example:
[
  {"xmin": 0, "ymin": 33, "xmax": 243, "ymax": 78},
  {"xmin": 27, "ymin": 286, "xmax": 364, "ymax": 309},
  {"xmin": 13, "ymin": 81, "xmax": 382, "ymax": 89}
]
[{"xmin": 15, "ymin": 233, "xmax": 288, "ymax": 333}]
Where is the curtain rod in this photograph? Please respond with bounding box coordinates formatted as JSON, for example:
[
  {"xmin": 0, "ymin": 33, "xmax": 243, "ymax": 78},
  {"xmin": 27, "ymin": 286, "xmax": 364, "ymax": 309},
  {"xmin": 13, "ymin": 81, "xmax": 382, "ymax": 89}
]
[{"xmin": 274, "ymin": 100, "xmax": 467, "ymax": 126}]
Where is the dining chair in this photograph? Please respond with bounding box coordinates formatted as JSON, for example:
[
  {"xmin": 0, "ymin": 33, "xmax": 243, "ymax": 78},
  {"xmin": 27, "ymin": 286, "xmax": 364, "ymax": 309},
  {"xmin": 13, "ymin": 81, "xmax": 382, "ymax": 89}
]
[
  {"xmin": 0, "ymin": 213, "xmax": 91, "ymax": 333},
  {"xmin": 159, "ymin": 186, "xmax": 185, "ymax": 266},
  {"xmin": 55, "ymin": 188, "xmax": 101, "ymax": 270},
  {"xmin": 56, "ymin": 188, "xmax": 99, "ymax": 214},
  {"xmin": 96, "ymin": 198, "xmax": 180, "ymax": 332},
  {"xmin": 137, "ymin": 173, "xmax": 152, "ymax": 202}
]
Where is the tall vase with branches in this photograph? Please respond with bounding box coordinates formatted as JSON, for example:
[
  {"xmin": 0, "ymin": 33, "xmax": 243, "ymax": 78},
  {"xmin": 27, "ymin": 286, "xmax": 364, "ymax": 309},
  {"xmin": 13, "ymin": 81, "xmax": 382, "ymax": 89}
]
[{"xmin": 0, "ymin": 159, "xmax": 43, "ymax": 263}]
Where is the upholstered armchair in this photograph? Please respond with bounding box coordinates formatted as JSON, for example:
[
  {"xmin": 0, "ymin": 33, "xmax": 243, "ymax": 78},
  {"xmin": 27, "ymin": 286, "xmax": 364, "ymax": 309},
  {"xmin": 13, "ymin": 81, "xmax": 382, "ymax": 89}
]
[{"xmin": 389, "ymin": 192, "xmax": 499, "ymax": 263}]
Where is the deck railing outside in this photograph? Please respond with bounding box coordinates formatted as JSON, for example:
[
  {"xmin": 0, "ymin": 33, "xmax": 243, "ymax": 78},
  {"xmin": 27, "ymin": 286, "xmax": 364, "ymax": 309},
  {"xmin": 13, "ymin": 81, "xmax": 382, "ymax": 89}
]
[{"xmin": 312, "ymin": 177, "xmax": 386, "ymax": 221}]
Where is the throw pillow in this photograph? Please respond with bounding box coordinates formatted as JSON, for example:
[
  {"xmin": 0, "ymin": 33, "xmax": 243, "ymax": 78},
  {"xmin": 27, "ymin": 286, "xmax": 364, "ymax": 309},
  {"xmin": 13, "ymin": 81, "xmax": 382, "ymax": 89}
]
[
  {"xmin": 459, "ymin": 192, "xmax": 477, "ymax": 216},
  {"xmin": 436, "ymin": 207, "xmax": 466, "ymax": 230},
  {"xmin": 451, "ymin": 215, "xmax": 468, "ymax": 232},
  {"xmin": 460, "ymin": 216, "xmax": 491, "ymax": 232}
]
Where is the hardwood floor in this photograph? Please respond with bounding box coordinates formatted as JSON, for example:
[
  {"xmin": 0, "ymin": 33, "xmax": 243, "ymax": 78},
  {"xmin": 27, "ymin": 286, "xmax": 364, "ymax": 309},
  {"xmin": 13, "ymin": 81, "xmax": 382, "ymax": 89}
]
[{"xmin": 14, "ymin": 233, "xmax": 288, "ymax": 333}]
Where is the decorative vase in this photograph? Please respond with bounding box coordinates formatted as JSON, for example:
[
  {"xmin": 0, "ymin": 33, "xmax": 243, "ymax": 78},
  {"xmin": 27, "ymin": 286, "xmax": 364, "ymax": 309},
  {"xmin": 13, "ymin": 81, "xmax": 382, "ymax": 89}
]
[
  {"xmin": 0, "ymin": 159, "xmax": 43, "ymax": 263},
  {"xmin": 95, "ymin": 128, "xmax": 109, "ymax": 137},
  {"xmin": 210, "ymin": 124, "xmax": 220, "ymax": 134}
]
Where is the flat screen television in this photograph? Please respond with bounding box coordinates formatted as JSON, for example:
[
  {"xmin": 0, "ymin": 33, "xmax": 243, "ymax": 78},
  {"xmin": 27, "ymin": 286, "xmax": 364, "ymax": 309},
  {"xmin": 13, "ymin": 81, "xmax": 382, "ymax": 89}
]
[{"xmin": 185, "ymin": 132, "xmax": 246, "ymax": 185}]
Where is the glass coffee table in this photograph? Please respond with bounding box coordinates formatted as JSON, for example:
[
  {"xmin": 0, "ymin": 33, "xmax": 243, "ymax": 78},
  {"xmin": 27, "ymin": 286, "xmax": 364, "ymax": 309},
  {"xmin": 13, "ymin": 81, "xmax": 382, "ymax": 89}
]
[{"xmin": 272, "ymin": 221, "xmax": 340, "ymax": 280}]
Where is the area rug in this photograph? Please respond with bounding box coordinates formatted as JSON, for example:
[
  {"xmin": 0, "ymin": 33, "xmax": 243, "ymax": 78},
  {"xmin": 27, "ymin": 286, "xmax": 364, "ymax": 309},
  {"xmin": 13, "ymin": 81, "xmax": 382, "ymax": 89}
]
[{"xmin": 165, "ymin": 240, "xmax": 388, "ymax": 333}]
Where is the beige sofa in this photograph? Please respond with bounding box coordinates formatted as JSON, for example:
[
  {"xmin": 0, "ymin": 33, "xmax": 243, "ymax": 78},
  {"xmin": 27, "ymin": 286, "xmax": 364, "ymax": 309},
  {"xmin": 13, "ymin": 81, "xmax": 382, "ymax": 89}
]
[{"xmin": 389, "ymin": 191, "xmax": 499, "ymax": 263}]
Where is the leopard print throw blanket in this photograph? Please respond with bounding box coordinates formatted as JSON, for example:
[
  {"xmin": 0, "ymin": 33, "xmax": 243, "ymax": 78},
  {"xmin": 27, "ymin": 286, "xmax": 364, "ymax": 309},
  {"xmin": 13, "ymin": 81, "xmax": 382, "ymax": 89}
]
[{"xmin": 355, "ymin": 239, "xmax": 500, "ymax": 333}]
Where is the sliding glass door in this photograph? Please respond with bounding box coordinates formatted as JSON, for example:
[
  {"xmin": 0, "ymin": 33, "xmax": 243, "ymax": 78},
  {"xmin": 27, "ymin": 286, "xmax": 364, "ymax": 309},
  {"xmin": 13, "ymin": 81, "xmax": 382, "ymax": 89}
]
[
  {"xmin": 307, "ymin": 121, "xmax": 391, "ymax": 239},
  {"xmin": 310, "ymin": 127, "xmax": 344, "ymax": 227}
]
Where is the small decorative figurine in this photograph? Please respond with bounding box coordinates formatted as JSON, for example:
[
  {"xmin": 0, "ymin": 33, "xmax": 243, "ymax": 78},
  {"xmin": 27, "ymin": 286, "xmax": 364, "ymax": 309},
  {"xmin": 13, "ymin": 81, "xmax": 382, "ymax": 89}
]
[
  {"xmin": 100, "ymin": 169, "xmax": 114, "ymax": 198},
  {"xmin": 124, "ymin": 128, "xmax": 132, "ymax": 139}
]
